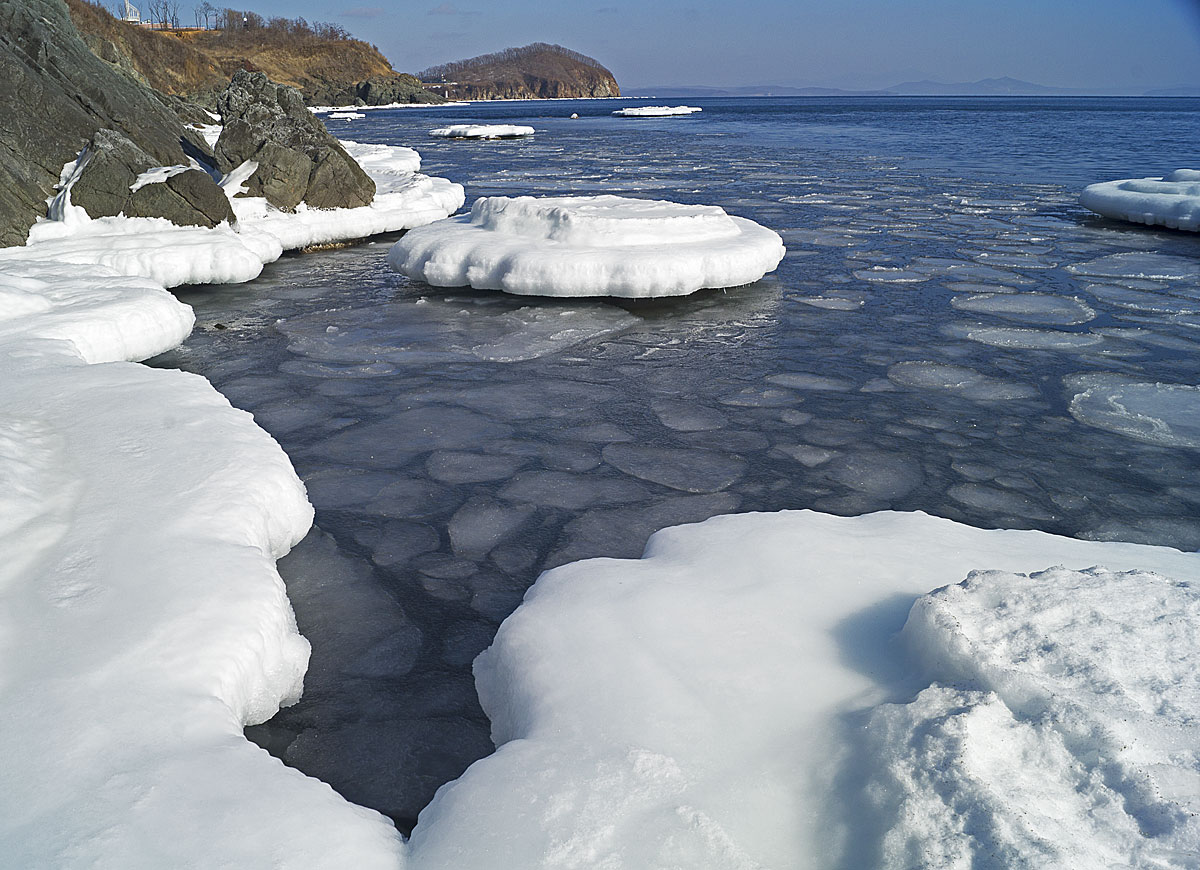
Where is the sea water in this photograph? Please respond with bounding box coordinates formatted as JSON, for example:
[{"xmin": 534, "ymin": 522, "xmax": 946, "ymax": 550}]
[{"xmin": 151, "ymin": 96, "xmax": 1200, "ymax": 831}]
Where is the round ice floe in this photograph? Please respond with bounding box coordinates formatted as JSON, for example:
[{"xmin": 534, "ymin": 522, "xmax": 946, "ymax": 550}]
[
  {"xmin": 612, "ymin": 105, "xmax": 702, "ymax": 117},
  {"xmin": 950, "ymin": 292, "xmax": 1095, "ymax": 326},
  {"xmin": 1067, "ymin": 252, "xmax": 1199, "ymax": 282},
  {"xmin": 429, "ymin": 124, "xmax": 534, "ymax": 139},
  {"xmin": 888, "ymin": 361, "xmax": 1038, "ymax": 401},
  {"xmin": 1080, "ymin": 170, "xmax": 1200, "ymax": 231},
  {"xmin": 1067, "ymin": 373, "xmax": 1200, "ymax": 449},
  {"xmin": 388, "ymin": 194, "xmax": 786, "ymax": 298}
]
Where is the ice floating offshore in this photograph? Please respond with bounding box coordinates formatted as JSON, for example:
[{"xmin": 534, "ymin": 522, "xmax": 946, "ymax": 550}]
[
  {"xmin": 429, "ymin": 124, "xmax": 535, "ymax": 139},
  {"xmin": 613, "ymin": 105, "xmax": 703, "ymax": 117},
  {"xmin": 1080, "ymin": 169, "xmax": 1200, "ymax": 231},
  {"xmin": 388, "ymin": 194, "xmax": 786, "ymax": 298}
]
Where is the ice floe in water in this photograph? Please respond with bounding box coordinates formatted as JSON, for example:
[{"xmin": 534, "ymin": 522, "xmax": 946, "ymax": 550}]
[
  {"xmin": 1067, "ymin": 252, "xmax": 1200, "ymax": 282},
  {"xmin": 1067, "ymin": 373, "xmax": 1200, "ymax": 449},
  {"xmin": 388, "ymin": 194, "xmax": 785, "ymax": 298},
  {"xmin": 962, "ymin": 326, "xmax": 1105, "ymax": 352},
  {"xmin": 277, "ymin": 294, "xmax": 639, "ymax": 363},
  {"xmin": 1080, "ymin": 169, "xmax": 1200, "ymax": 231},
  {"xmin": 950, "ymin": 291, "xmax": 1095, "ymax": 325},
  {"xmin": 429, "ymin": 124, "xmax": 535, "ymax": 139},
  {"xmin": 612, "ymin": 105, "xmax": 703, "ymax": 117},
  {"xmin": 888, "ymin": 361, "xmax": 1038, "ymax": 400}
]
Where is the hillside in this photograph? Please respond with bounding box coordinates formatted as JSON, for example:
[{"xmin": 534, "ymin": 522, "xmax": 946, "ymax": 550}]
[
  {"xmin": 65, "ymin": 1, "xmax": 442, "ymax": 106},
  {"xmin": 420, "ymin": 43, "xmax": 620, "ymax": 100}
]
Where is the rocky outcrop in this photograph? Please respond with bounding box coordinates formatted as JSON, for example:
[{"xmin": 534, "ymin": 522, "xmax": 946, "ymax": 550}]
[
  {"xmin": 419, "ymin": 43, "xmax": 621, "ymax": 102},
  {"xmin": 70, "ymin": 130, "xmax": 233, "ymax": 228},
  {"xmin": 0, "ymin": 0, "xmax": 228, "ymax": 245},
  {"xmin": 214, "ymin": 70, "xmax": 375, "ymax": 212}
]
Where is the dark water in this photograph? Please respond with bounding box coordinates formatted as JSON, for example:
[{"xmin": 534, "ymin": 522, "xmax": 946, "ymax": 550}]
[{"xmin": 152, "ymin": 96, "xmax": 1200, "ymax": 831}]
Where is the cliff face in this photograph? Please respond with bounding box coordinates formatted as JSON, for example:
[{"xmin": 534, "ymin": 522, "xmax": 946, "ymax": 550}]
[
  {"xmin": 65, "ymin": 1, "xmax": 443, "ymax": 107},
  {"xmin": 419, "ymin": 43, "xmax": 621, "ymax": 101}
]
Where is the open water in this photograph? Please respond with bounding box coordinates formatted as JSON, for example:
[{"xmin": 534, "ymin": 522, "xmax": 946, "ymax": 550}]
[{"xmin": 152, "ymin": 96, "xmax": 1200, "ymax": 831}]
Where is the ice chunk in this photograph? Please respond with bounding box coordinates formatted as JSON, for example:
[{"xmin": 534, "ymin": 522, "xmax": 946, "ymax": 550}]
[
  {"xmin": 426, "ymin": 451, "xmax": 527, "ymax": 484},
  {"xmin": 853, "ymin": 266, "xmax": 929, "ymax": 283},
  {"xmin": 963, "ymin": 326, "xmax": 1105, "ymax": 352},
  {"xmin": 387, "ymin": 195, "xmax": 786, "ymax": 298},
  {"xmin": 767, "ymin": 372, "xmax": 855, "ymax": 391},
  {"xmin": 612, "ymin": 105, "xmax": 702, "ymax": 117},
  {"xmin": 498, "ymin": 470, "xmax": 649, "ymax": 510},
  {"xmin": 1067, "ymin": 373, "xmax": 1200, "ymax": 448},
  {"xmin": 888, "ymin": 362, "xmax": 1038, "ymax": 400},
  {"xmin": 328, "ymin": 111, "xmax": 365, "ymax": 120},
  {"xmin": 601, "ymin": 443, "xmax": 746, "ymax": 492},
  {"xmin": 950, "ymin": 292, "xmax": 1095, "ymax": 325},
  {"xmin": 1067, "ymin": 252, "xmax": 1199, "ymax": 282},
  {"xmin": 430, "ymin": 124, "xmax": 535, "ymax": 139},
  {"xmin": 1080, "ymin": 170, "xmax": 1200, "ymax": 231},
  {"xmin": 448, "ymin": 497, "xmax": 536, "ymax": 559},
  {"xmin": 1087, "ymin": 283, "xmax": 1200, "ymax": 315},
  {"xmin": 340, "ymin": 139, "xmax": 422, "ymax": 181},
  {"xmin": 650, "ymin": 398, "xmax": 729, "ymax": 431}
]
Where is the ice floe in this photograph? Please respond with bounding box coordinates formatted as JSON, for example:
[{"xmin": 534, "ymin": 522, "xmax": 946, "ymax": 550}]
[
  {"xmin": 950, "ymin": 291, "xmax": 1096, "ymax": 325},
  {"xmin": 429, "ymin": 124, "xmax": 535, "ymax": 139},
  {"xmin": 1067, "ymin": 373, "xmax": 1200, "ymax": 449},
  {"xmin": 1067, "ymin": 252, "xmax": 1199, "ymax": 282},
  {"xmin": 388, "ymin": 194, "xmax": 786, "ymax": 298},
  {"xmin": 613, "ymin": 105, "xmax": 703, "ymax": 117},
  {"xmin": 1080, "ymin": 169, "xmax": 1200, "ymax": 231},
  {"xmin": 409, "ymin": 510, "xmax": 1200, "ymax": 869},
  {"xmin": 888, "ymin": 361, "xmax": 1038, "ymax": 401},
  {"xmin": 329, "ymin": 111, "xmax": 366, "ymax": 120}
]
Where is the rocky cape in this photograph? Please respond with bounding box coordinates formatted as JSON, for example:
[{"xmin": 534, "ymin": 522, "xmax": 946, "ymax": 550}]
[
  {"xmin": 0, "ymin": 0, "xmax": 381, "ymax": 246},
  {"xmin": 419, "ymin": 43, "xmax": 621, "ymax": 101}
]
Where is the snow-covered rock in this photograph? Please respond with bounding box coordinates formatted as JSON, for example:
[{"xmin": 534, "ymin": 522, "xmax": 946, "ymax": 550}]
[
  {"xmin": 613, "ymin": 105, "xmax": 703, "ymax": 117},
  {"xmin": 1080, "ymin": 169, "xmax": 1200, "ymax": 231},
  {"xmin": 429, "ymin": 124, "xmax": 535, "ymax": 139},
  {"xmin": 387, "ymin": 194, "xmax": 785, "ymax": 298},
  {"xmin": 409, "ymin": 510, "xmax": 1200, "ymax": 869}
]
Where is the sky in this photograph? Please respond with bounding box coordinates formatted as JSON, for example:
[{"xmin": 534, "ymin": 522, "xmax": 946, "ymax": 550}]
[{"xmin": 198, "ymin": 0, "xmax": 1200, "ymax": 91}]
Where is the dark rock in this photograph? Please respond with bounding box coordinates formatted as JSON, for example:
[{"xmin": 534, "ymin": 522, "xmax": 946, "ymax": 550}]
[
  {"xmin": 215, "ymin": 70, "xmax": 374, "ymax": 212},
  {"xmin": 69, "ymin": 129, "xmax": 154, "ymax": 219},
  {"xmin": 0, "ymin": 0, "xmax": 210, "ymax": 245},
  {"xmin": 125, "ymin": 169, "xmax": 234, "ymax": 227}
]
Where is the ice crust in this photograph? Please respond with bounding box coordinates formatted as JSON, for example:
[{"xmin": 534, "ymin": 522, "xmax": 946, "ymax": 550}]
[
  {"xmin": 429, "ymin": 124, "xmax": 535, "ymax": 139},
  {"xmin": 1080, "ymin": 170, "xmax": 1200, "ymax": 231},
  {"xmin": 613, "ymin": 105, "xmax": 703, "ymax": 117},
  {"xmin": 388, "ymin": 194, "xmax": 786, "ymax": 297},
  {"xmin": 1067, "ymin": 373, "xmax": 1200, "ymax": 448},
  {"xmin": 409, "ymin": 510, "xmax": 1200, "ymax": 869}
]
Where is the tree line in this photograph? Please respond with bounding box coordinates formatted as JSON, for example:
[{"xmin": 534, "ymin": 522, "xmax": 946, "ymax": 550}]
[{"xmin": 104, "ymin": 1, "xmax": 352, "ymax": 39}]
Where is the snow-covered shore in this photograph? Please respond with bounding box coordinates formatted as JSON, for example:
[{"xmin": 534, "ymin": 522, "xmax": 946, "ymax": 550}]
[{"xmin": 0, "ymin": 140, "xmax": 458, "ymax": 867}]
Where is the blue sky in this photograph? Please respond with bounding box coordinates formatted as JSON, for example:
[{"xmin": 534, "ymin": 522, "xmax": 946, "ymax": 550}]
[{"xmin": 207, "ymin": 0, "xmax": 1200, "ymax": 91}]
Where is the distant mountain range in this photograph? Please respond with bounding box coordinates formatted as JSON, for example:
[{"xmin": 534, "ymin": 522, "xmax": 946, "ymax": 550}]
[{"xmin": 625, "ymin": 76, "xmax": 1198, "ymax": 98}]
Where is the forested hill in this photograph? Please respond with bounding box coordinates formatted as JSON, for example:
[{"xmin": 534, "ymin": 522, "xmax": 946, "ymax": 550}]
[
  {"xmin": 65, "ymin": 1, "xmax": 443, "ymax": 107},
  {"xmin": 419, "ymin": 43, "xmax": 621, "ymax": 100}
]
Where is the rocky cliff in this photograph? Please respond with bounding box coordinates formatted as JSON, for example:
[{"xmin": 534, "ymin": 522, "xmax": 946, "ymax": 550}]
[{"xmin": 419, "ymin": 43, "xmax": 621, "ymax": 101}]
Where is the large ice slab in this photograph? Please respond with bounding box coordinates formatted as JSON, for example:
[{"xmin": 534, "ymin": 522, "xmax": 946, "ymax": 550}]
[
  {"xmin": 388, "ymin": 194, "xmax": 786, "ymax": 298},
  {"xmin": 1067, "ymin": 372, "xmax": 1200, "ymax": 448},
  {"xmin": 429, "ymin": 125, "xmax": 535, "ymax": 139},
  {"xmin": 613, "ymin": 105, "xmax": 702, "ymax": 117},
  {"xmin": 409, "ymin": 510, "xmax": 1200, "ymax": 869},
  {"xmin": 1080, "ymin": 169, "xmax": 1200, "ymax": 231}
]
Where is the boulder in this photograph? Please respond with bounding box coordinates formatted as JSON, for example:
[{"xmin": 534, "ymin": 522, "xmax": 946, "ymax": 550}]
[
  {"xmin": 215, "ymin": 70, "xmax": 375, "ymax": 212},
  {"xmin": 69, "ymin": 129, "xmax": 232, "ymax": 228}
]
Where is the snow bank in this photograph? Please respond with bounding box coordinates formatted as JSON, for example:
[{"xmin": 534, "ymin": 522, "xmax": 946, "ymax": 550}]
[
  {"xmin": 613, "ymin": 105, "xmax": 703, "ymax": 117},
  {"xmin": 409, "ymin": 510, "xmax": 1200, "ymax": 869},
  {"xmin": 1080, "ymin": 169, "xmax": 1200, "ymax": 231},
  {"xmin": 387, "ymin": 194, "xmax": 786, "ymax": 297},
  {"xmin": 429, "ymin": 124, "xmax": 535, "ymax": 139},
  {"xmin": 0, "ymin": 258, "xmax": 407, "ymax": 867}
]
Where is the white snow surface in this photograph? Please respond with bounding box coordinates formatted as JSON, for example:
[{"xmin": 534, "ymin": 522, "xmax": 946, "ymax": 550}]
[
  {"xmin": 0, "ymin": 257, "xmax": 408, "ymax": 866},
  {"xmin": 429, "ymin": 124, "xmax": 535, "ymax": 139},
  {"xmin": 613, "ymin": 105, "xmax": 703, "ymax": 117},
  {"xmin": 1080, "ymin": 169, "xmax": 1200, "ymax": 231},
  {"xmin": 408, "ymin": 510, "xmax": 1200, "ymax": 869},
  {"xmin": 388, "ymin": 194, "xmax": 786, "ymax": 297}
]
